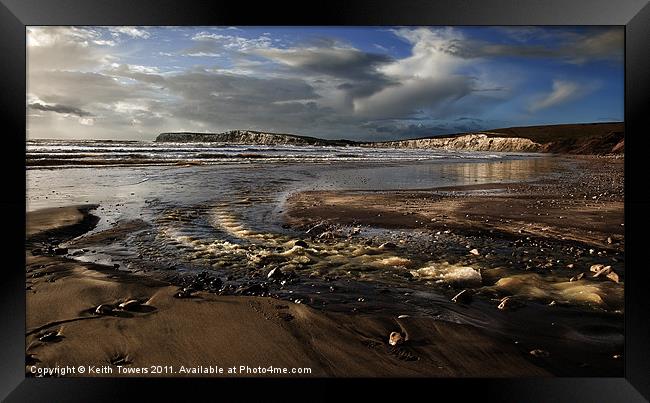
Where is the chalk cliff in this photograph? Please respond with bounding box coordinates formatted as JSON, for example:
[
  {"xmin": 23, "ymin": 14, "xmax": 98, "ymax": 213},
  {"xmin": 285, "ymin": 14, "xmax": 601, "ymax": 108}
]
[
  {"xmin": 155, "ymin": 130, "xmax": 355, "ymax": 146},
  {"xmin": 155, "ymin": 122, "xmax": 624, "ymax": 155},
  {"xmin": 361, "ymin": 133, "xmax": 543, "ymax": 152}
]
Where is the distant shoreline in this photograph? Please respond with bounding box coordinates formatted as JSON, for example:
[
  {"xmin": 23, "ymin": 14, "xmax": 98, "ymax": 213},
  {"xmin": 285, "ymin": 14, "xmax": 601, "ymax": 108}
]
[{"xmin": 153, "ymin": 122, "xmax": 624, "ymax": 155}]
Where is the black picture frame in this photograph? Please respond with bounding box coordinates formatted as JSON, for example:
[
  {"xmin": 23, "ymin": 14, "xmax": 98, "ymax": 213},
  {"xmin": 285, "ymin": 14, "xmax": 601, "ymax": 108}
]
[{"xmin": 1, "ymin": 0, "xmax": 649, "ymax": 401}]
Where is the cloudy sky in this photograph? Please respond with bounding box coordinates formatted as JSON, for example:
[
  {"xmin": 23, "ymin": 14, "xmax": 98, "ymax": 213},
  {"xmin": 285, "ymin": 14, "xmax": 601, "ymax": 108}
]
[{"xmin": 27, "ymin": 26, "xmax": 623, "ymax": 141}]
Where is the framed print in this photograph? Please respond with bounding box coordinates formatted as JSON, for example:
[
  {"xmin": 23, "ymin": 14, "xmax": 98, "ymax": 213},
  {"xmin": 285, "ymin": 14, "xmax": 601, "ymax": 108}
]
[{"xmin": 1, "ymin": 0, "xmax": 649, "ymax": 401}]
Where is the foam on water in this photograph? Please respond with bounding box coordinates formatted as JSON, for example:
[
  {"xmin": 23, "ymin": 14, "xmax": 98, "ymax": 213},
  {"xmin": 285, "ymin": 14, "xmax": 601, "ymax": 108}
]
[
  {"xmin": 411, "ymin": 263, "xmax": 483, "ymax": 286},
  {"xmin": 27, "ymin": 139, "xmax": 517, "ymax": 168},
  {"xmin": 492, "ymin": 273, "xmax": 623, "ymax": 310}
]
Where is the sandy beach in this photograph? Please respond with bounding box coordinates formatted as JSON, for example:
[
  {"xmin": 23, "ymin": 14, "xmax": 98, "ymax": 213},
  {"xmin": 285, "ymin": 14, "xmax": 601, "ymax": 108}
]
[
  {"xmin": 26, "ymin": 205, "xmax": 553, "ymax": 377},
  {"xmin": 286, "ymin": 157, "xmax": 624, "ymax": 250},
  {"xmin": 25, "ymin": 154, "xmax": 624, "ymax": 377}
]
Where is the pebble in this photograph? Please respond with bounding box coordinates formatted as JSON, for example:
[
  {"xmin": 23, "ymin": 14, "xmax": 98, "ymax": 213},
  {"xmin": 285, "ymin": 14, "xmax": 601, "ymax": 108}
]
[
  {"xmin": 605, "ymin": 271, "xmax": 620, "ymax": 283},
  {"xmin": 451, "ymin": 289, "xmax": 472, "ymax": 304},
  {"xmin": 118, "ymin": 299, "xmax": 140, "ymax": 310},
  {"xmin": 53, "ymin": 248, "xmax": 68, "ymax": 255},
  {"xmin": 267, "ymin": 267, "xmax": 283, "ymax": 280},
  {"xmin": 389, "ymin": 331, "xmax": 404, "ymax": 346},
  {"xmin": 469, "ymin": 248, "xmax": 480, "ymax": 256},
  {"xmin": 294, "ymin": 240, "xmax": 308, "ymax": 248},
  {"xmin": 529, "ymin": 349, "xmax": 550, "ymax": 358},
  {"xmin": 173, "ymin": 288, "xmax": 193, "ymax": 299},
  {"xmin": 497, "ymin": 296, "xmax": 523, "ymax": 310},
  {"xmin": 95, "ymin": 304, "xmax": 114, "ymax": 315},
  {"xmin": 570, "ymin": 273, "xmax": 585, "ymax": 282},
  {"xmin": 318, "ymin": 231, "xmax": 336, "ymax": 240},
  {"xmin": 38, "ymin": 330, "xmax": 60, "ymax": 342},
  {"xmin": 592, "ymin": 265, "xmax": 612, "ymax": 278}
]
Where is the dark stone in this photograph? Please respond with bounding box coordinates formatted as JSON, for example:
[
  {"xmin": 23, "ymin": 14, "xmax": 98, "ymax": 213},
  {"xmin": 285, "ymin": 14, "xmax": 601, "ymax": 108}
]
[
  {"xmin": 53, "ymin": 248, "xmax": 68, "ymax": 255},
  {"xmin": 110, "ymin": 355, "xmax": 131, "ymax": 366},
  {"xmin": 118, "ymin": 300, "xmax": 140, "ymax": 310},
  {"xmin": 173, "ymin": 288, "xmax": 193, "ymax": 299},
  {"xmin": 38, "ymin": 331, "xmax": 61, "ymax": 342},
  {"xmin": 529, "ymin": 349, "xmax": 550, "ymax": 358},
  {"xmin": 95, "ymin": 304, "xmax": 114, "ymax": 315},
  {"xmin": 294, "ymin": 240, "xmax": 308, "ymax": 248}
]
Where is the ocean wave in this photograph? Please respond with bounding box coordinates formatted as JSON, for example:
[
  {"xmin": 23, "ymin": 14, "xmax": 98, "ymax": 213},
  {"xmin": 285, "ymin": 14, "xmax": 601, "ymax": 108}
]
[{"xmin": 26, "ymin": 140, "xmax": 514, "ymax": 168}]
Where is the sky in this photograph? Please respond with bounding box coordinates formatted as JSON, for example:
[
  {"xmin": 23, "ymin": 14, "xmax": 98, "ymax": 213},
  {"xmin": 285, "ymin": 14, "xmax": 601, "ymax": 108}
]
[{"xmin": 26, "ymin": 26, "xmax": 624, "ymax": 141}]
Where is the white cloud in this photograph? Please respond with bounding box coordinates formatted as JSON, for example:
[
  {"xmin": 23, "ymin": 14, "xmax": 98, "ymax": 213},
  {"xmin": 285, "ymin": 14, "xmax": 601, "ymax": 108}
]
[
  {"xmin": 27, "ymin": 27, "xmax": 114, "ymax": 71},
  {"xmin": 529, "ymin": 80, "xmax": 593, "ymax": 112},
  {"xmin": 353, "ymin": 28, "xmax": 475, "ymax": 118},
  {"xmin": 27, "ymin": 26, "xmax": 100, "ymax": 47},
  {"xmin": 115, "ymin": 64, "xmax": 159, "ymax": 74},
  {"xmin": 93, "ymin": 39, "xmax": 116, "ymax": 47},
  {"xmin": 185, "ymin": 52, "xmax": 221, "ymax": 57},
  {"xmin": 191, "ymin": 32, "xmax": 272, "ymax": 51},
  {"xmin": 109, "ymin": 27, "xmax": 151, "ymax": 39}
]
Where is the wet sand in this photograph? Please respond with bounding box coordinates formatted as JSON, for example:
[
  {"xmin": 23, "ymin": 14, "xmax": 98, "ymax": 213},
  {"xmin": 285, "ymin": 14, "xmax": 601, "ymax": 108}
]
[
  {"xmin": 280, "ymin": 156, "xmax": 624, "ymax": 375},
  {"xmin": 26, "ymin": 206, "xmax": 549, "ymax": 377},
  {"xmin": 285, "ymin": 157, "xmax": 624, "ymax": 250}
]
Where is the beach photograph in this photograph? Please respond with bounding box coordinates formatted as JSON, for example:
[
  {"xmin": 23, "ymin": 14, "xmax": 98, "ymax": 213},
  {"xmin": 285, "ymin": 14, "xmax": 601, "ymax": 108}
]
[{"xmin": 26, "ymin": 26, "xmax": 624, "ymax": 377}]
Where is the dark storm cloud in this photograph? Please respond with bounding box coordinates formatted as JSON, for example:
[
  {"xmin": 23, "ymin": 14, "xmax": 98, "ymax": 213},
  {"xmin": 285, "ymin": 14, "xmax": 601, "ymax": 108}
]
[
  {"xmin": 257, "ymin": 47, "xmax": 397, "ymax": 97},
  {"xmin": 121, "ymin": 69, "xmax": 333, "ymax": 133},
  {"xmin": 28, "ymin": 102, "xmax": 93, "ymax": 117},
  {"xmin": 363, "ymin": 118, "xmax": 490, "ymax": 140},
  {"xmin": 164, "ymin": 70, "xmax": 320, "ymax": 103},
  {"xmin": 354, "ymin": 75, "xmax": 475, "ymax": 119},
  {"xmin": 441, "ymin": 28, "xmax": 622, "ymax": 64}
]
